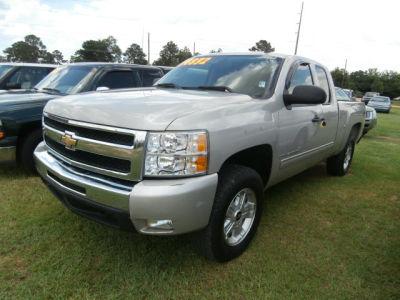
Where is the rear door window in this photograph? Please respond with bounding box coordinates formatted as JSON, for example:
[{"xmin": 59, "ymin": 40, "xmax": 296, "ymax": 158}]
[{"xmin": 97, "ymin": 70, "xmax": 141, "ymax": 89}]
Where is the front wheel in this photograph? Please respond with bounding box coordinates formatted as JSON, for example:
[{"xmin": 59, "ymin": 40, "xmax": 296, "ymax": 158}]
[{"xmin": 196, "ymin": 165, "xmax": 264, "ymax": 262}]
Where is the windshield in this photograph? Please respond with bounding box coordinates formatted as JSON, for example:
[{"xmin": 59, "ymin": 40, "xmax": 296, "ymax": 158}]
[
  {"xmin": 371, "ymin": 97, "xmax": 390, "ymax": 103},
  {"xmin": 156, "ymin": 55, "xmax": 283, "ymax": 98},
  {"xmin": 366, "ymin": 92, "xmax": 378, "ymax": 97},
  {"xmin": 0, "ymin": 65, "xmax": 13, "ymax": 79},
  {"xmin": 35, "ymin": 65, "xmax": 97, "ymax": 94}
]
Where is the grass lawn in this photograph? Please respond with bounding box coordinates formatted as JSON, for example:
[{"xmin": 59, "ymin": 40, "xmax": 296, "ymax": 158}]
[{"xmin": 1, "ymin": 109, "xmax": 399, "ymax": 299}]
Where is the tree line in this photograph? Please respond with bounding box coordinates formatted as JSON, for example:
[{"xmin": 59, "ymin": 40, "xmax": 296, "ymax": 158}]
[
  {"xmin": 0, "ymin": 34, "xmax": 274, "ymax": 66},
  {"xmin": 331, "ymin": 68, "xmax": 400, "ymax": 99}
]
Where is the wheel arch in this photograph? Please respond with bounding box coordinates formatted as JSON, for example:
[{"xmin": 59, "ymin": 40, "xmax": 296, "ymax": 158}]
[{"xmin": 219, "ymin": 144, "xmax": 273, "ymax": 186}]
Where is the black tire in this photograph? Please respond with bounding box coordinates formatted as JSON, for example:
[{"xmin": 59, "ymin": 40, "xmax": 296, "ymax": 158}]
[
  {"xmin": 327, "ymin": 132, "xmax": 356, "ymax": 176},
  {"xmin": 196, "ymin": 164, "xmax": 264, "ymax": 262},
  {"xmin": 18, "ymin": 129, "xmax": 43, "ymax": 172}
]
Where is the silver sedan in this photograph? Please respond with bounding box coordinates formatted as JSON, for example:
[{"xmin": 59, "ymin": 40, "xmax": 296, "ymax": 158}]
[{"xmin": 368, "ymin": 96, "xmax": 392, "ymax": 113}]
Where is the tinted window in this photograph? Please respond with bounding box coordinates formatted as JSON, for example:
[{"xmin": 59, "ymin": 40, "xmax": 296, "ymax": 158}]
[
  {"xmin": 158, "ymin": 55, "xmax": 283, "ymax": 98},
  {"xmin": 140, "ymin": 69, "xmax": 163, "ymax": 86},
  {"xmin": 35, "ymin": 66, "xmax": 97, "ymax": 94},
  {"xmin": 6, "ymin": 67, "xmax": 52, "ymax": 89},
  {"xmin": 97, "ymin": 70, "xmax": 140, "ymax": 89},
  {"xmin": 0, "ymin": 65, "xmax": 13, "ymax": 79},
  {"xmin": 288, "ymin": 64, "xmax": 313, "ymax": 93},
  {"xmin": 315, "ymin": 65, "xmax": 330, "ymax": 102}
]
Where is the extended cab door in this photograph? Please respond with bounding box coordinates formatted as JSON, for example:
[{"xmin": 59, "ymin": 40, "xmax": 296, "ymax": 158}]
[
  {"xmin": 277, "ymin": 61, "xmax": 328, "ymax": 176},
  {"xmin": 312, "ymin": 64, "xmax": 339, "ymax": 156}
]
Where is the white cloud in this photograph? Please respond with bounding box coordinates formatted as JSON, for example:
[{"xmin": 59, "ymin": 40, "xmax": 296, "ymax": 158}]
[{"xmin": 0, "ymin": 0, "xmax": 399, "ymax": 71}]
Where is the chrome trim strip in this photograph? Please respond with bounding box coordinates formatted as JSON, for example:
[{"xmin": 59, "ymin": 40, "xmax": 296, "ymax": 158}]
[
  {"xmin": 281, "ymin": 141, "xmax": 334, "ymax": 163},
  {"xmin": 47, "ymin": 173, "xmax": 86, "ymax": 197},
  {"xmin": 43, "ymin": 113, "xmax": 147, "ymax": 181}
]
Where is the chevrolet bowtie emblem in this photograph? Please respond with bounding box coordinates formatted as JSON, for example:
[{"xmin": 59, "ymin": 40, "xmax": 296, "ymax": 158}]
[{"xmin": 61, "ymin": 133, "xmax": 77, "ymax": 150}]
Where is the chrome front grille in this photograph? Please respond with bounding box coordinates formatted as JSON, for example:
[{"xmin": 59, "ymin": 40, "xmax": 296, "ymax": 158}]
[{"xmin": 43, "ymin": 113, "xmax": 147, "ymax": 181}]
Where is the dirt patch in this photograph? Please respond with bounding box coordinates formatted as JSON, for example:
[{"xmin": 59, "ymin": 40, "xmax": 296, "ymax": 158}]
[{"xmin": 368, "ymin": 135, "xmax": 400, "ymax": 144}]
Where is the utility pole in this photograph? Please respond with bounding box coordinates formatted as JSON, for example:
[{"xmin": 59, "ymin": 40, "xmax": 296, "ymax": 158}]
[
  {"xmin": 147, "ymin": 32, "xmax": 150, "ymax": 65},
  {"xmin": 193, "ymin": 42, "xmax": 196, "ymax": 55},
  {"xmin": 294, "ymin": 1, "xmax": 304, "ymax": 55},
  {"xmin": 342, "ymin": 58, "xmax": 348, "ymax": 87}
]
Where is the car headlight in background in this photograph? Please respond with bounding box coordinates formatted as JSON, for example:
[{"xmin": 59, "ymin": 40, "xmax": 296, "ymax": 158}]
[{"xmin": 145, "ymin": 131, "xmax": 208, "ymax": 176}]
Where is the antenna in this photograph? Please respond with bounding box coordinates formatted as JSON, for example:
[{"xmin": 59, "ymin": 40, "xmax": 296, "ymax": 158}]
[
  {"xmin": 294, "ymin": 2, "xmax": 304, "ymax": 55},
  {"xmin": 147, "ymin": 32, "xmax": 150, "ymax": 65}
]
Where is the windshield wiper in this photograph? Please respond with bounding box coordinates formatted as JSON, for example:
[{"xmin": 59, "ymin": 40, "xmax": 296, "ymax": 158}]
[
  {"xmin": 42, "ymin": 87, "xmax": 63, "ymax": 94},
  {"xmin": 196, "ymin": 86, "xmax": 233, "ymax": 93},
  {"xmin": 155, "ymin": 83, "xmax": 181, "ymax": 89}
]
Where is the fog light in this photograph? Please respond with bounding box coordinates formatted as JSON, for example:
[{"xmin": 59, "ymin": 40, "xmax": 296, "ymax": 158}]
[{"xmin": 147, "ymin": 219, "xmax": 174, "ymax": 230}]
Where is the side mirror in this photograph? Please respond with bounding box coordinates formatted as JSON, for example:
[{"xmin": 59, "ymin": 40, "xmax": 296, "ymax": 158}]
[
  {"xmin": 283, "ymin": 85, "xmax": 327, "ymax": 106},
  {"xmin": 96, "ymin": 86, "xmax": 110, "ymax": 92}
]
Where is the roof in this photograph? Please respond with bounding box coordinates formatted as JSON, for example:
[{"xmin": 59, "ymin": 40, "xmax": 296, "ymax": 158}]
[
  {"xmin": 191, "ymin": 52, "xmax": 327, "ymax": 70},
  {"xmin": 0, "ymin": 62, "xmax": 57, "ymax": 68},
  {"xmin": 66, "ymin": 62, "xmax": 161, "ymax": 69}
]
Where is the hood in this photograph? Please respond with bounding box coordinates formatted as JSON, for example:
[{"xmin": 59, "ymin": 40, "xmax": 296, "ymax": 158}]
[
  {"xmin": 0, "ymin": 90, "xmax": 58, "ymax": 111},
  {"xmin": 45, "ymin": 88, "xmax": 252, "ymax": 131}
]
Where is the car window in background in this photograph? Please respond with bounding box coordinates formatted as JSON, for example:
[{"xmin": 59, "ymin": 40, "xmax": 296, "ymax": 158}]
[
  {"xmin": 6, "ymin": 67, "xmax": 53, "ymax": 89},
  {"xmin": 0, "ymin": 65, "xmax": 13, "ymax": 79},
  {"xmin": 371, "ymin": 96, "xmax": 390, "ymax": 103},
  {"xmin": 288, "ymin": 63, "xmax": 313, "ymax": 93},
  {"xmin": 140, "ymin": 69, "xmax": 163, "ymax": 86},
  {"xmin": 35, "ymin": 66, "xmax": 97, "ymax": 94},
  {"xmin": 158, "ymin": 55, "xmax": 283, "ymax": 98},
  {"xmin": 315, "ymin": 65, "xmax": 330, "ymax": 102},
  {"xmin": 97, "ymin": 70, "xmax": 141, "ymax": 89}
]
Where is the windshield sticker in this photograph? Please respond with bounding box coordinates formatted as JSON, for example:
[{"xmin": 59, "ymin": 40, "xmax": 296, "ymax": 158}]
[
  {"xmin": 181, "ymin": 57, "xmax": 212, "ymax": 66},
  {"xmin": 258, "ymin": 81, "xmax": 266, "ymax": 88}
]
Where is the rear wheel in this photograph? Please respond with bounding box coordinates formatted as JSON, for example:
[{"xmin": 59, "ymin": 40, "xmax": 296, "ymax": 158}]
[
  {"xmin": 18, "ymin": 129, "xmax": 42, "ymax": 172},
  {"xmin": 196, "ymin": 164, "xmax": 264, "ymax": 262},
  {"xmin": 327, "ymin": 134, "xmax": 356, "ymax": 176}
]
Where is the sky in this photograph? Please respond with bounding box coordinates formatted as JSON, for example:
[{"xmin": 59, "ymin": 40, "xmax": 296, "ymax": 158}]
[{"xmin": 0, "ymin": 0, "xmax": 399, "ymax": 72}]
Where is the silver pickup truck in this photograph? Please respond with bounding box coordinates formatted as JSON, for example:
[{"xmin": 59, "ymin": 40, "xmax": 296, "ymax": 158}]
[{"xmin": 34, "ymin": 53, "xmax": 365, "ymax": 262}]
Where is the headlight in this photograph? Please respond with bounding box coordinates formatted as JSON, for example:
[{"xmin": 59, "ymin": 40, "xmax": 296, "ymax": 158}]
[
  {"xmin": 144, "ymin": 131, "xmax": 208, "ymax": 176},
  {"xmin": 0, "ymin": 120, "xmax": 2, "ymax": 126}
]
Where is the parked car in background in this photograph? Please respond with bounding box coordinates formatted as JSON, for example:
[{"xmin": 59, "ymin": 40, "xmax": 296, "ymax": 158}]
[
  {"xmin": 0, "ymin": 63, "xmax": 167, "ymax": 171},
  {"xmin": 335, "ymin": 87, "xmax": 377, "ymax": 134},
  {"xmin": 363, "ymin": 106, "xmax": 377, "ymax": 134},
  {"xmin": 367, "ymin": 96, "xmax": 391, "ymax": 113},
  {"xmin": 362, "ymin": 92, "xmax": 380, "ymax": 104},
  {"xmin": 35, "ymin": 53, "xmax": 365, "ymax": 262},
  {"xmin": 0, "ymin": 63, "xmax": 56, "ymax": 91}
]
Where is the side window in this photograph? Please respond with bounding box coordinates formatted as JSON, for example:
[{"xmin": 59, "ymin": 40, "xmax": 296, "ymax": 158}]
[
  {"xmin": 97, "ymin": 70, "xmax": 141, "ymax": 89},
  {"xmin": 140, "ymin": 69, "xmax": 163, "ymax": 86},
  {"xmin": 315, "ymin": 65, "xmax": 330, "ymax": 103},
  {"xmin": 288, "ymin": 63, "xmax": 313, "ymax": 93},
  {"xmin": 336, "ymin": 89, "xmax": 350, "ymax": 101},
  {"xmin": 6, "ymin": 67, "xmax": 50, "ymax": 89}
]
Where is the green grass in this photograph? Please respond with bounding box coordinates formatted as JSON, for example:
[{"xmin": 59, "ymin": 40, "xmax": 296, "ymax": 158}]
[{"xmin": 1, "ymin": 109, "xmax": 399, "ymax": 299}]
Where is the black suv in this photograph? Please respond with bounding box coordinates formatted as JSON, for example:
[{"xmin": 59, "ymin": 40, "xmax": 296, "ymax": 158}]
[
  {"xmin": 0, "ymin": 63, "xmax": 167, "ymax": 170},
  {"xmin": 0, "ymin": 63, "xmax": 56, "ymax": 91}
]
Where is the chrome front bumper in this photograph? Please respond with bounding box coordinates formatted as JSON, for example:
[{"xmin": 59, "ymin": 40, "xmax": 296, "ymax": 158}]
[
  {"xmin": 0, "ymin": 146, "xmax": 16, "ymax": 162},
  {"xmin": 34, "ymin": 142, "xmax": 218, "ymax": 235}
]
